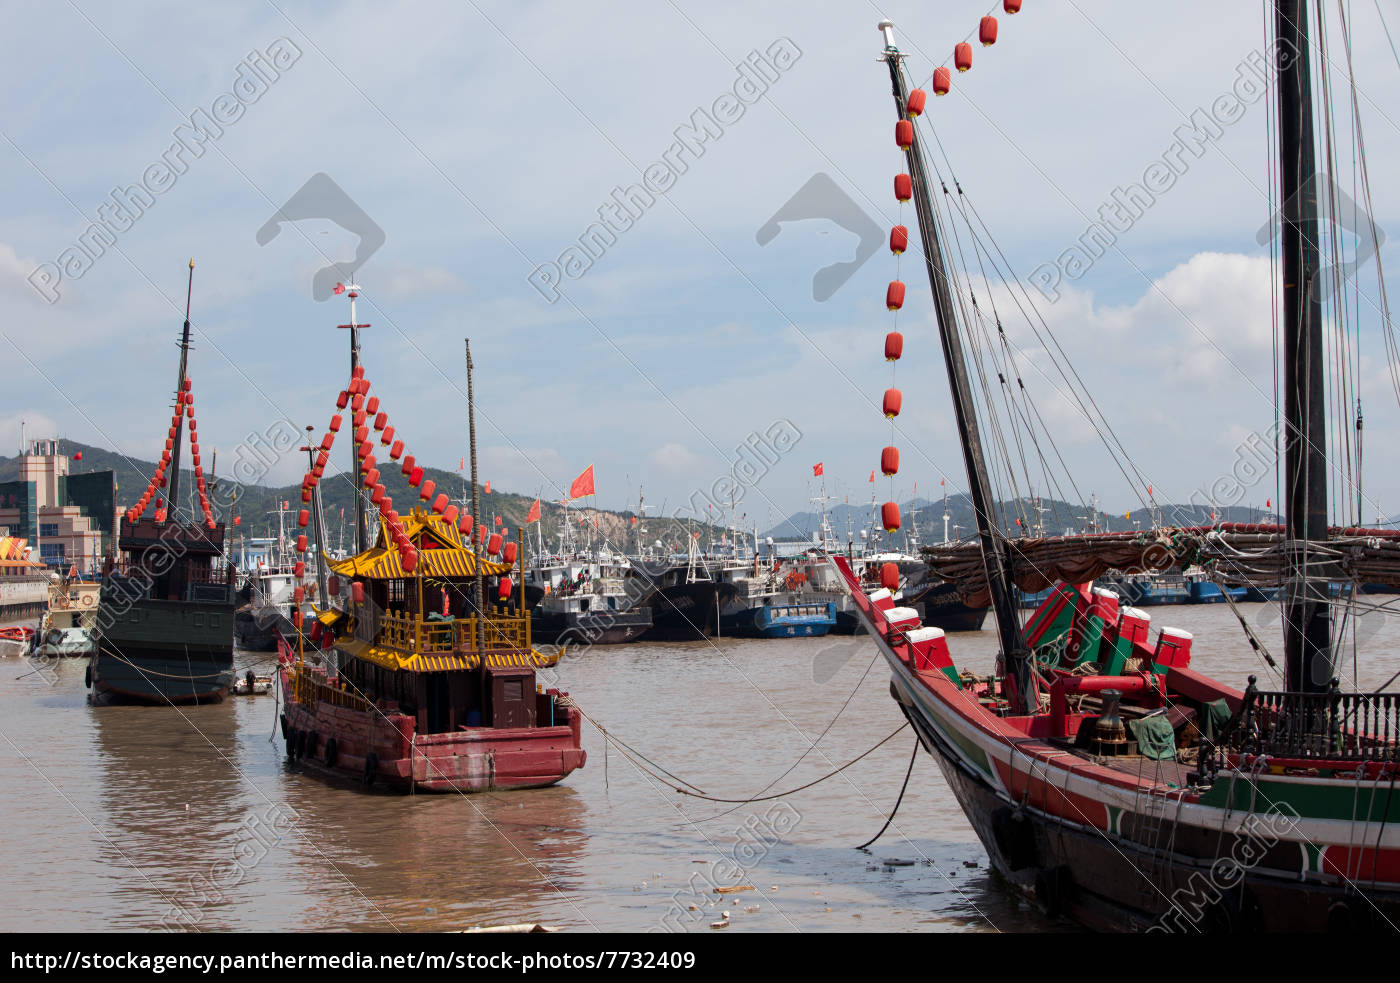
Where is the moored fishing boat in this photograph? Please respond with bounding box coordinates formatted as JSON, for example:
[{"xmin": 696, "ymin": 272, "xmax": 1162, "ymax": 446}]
[
  {"xmin": 90, "ymin": 263, "xmax": 235, "ymax": 705},
  {"xmin": 277, "ymin": 291, "xmax": 584, "ymax": 793},
  {"xmin": 834, "ymin": 14, "xmax": 1400, "ymax": 931}
]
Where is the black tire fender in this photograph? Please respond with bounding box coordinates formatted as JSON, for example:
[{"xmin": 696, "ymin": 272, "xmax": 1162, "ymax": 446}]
[
  {"xmin": 363, "ymin": 751, "xmax": 379, "ymax": 787},
  {"xmin": 324, "ymin": 737, "xmax": 338, "ymax": 769}
]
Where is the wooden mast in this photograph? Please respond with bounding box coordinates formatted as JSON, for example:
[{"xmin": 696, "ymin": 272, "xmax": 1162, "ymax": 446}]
[
  {"xmin": 1275, "ymin": 0, "xmax": 1333, "ymax": 692},
  {"xmin": 467, "ymin": 339, "xmax": 485, "ymax": 658},
  {"xmin": 337, "ymin": 283, "xmax": 370, "ymax": 555},
  {"xmin": 879, "ymin": 22, "xmax": 1033, "ymax": 711},
  {"xmin": 164, "ymin": 259, "xmax": 194, "ymax": 525}
]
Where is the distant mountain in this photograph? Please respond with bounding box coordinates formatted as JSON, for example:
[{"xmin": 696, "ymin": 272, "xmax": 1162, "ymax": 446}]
[
  {"xmin": 762, "ymin": 493, "xmax": 1272, "ymax": 544},
  {"xmin": 0, "ymin": 440, "xmax": 721, "ymax": 554}
]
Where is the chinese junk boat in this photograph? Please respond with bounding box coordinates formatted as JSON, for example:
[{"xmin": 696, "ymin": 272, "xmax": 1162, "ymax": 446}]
[
  {"xmin": 278, "ymin": 302, "xmax": 584, "ymax": 793},
  {"xmin": 90, "ymin": 262, "xmax": 235, "ymax": 704},
  {"xmin": 836, "ymin": 15, "xmax": 1400, "ymax": 930}
]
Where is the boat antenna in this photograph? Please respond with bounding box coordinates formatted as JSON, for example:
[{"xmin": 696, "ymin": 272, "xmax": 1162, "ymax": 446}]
[
  {"xmin": 165, "ymin": 259, "xmax": 194, "ymax": 525},
  {"xmin": 879, "ymin": 21, "xmax": 1033, "ymax": 711}
]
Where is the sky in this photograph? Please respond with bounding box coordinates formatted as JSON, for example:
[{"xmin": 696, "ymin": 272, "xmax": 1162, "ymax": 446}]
[{"xmin": 4, "ymin": 1, "xmax": 1400, "ymax": 535}]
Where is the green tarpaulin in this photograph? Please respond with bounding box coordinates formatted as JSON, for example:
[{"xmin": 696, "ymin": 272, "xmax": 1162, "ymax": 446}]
[{"xmin": 1129, "ymin": 713, "xmax": 1178, "ymax": 761}]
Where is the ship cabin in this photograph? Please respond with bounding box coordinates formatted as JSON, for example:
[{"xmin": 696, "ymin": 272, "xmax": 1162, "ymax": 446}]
[
  {"xmin": 104, "ymin": 516, "xmax": 234, "ymax": 606},
  {"xmin": 317, "ymin": 509, "xmax": 550, "ymax": 736}
]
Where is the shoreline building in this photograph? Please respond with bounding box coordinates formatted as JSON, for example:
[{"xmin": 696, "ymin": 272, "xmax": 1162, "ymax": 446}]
[{"xmin": 0, "ymin": 439, "xmax": 118, "ymax": 575}]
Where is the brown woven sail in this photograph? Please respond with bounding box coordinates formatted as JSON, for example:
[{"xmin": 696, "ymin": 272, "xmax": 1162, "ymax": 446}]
[{"xmin": 923, "ymin": 523, "xmax": 1400, "ymax": 606}]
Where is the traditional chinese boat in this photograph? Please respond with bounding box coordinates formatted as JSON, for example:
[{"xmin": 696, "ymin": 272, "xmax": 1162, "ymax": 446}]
[
  {"xmin": 90, "ymin": 262, "xmax": 235, "ymax": 705},
  {"xmin": 834, "ymin": 13, "xmax": 1400, "ymax": 931},
  {"xmin": 278, "ymin": 292, "xmax": 584, "ymax": 793}
]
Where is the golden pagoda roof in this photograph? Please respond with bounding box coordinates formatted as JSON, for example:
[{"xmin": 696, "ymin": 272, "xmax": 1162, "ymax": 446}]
[
  {"xmin": 328, "ymin": 508, "xmax": 515, "ymax": 581},
  {"xmin": 336, "ymin": 636, "xmax": 556, "ymax": 673}
]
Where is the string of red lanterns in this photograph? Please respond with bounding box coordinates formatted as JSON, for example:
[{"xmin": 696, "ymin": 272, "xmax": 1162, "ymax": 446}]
[
  {"xmin": 925, "ymin": 2, "xmax": 1020, "ymax": 99},
  {"xmin": 126, "ymin": 377, "xmax": 214, "ymax": 528}
]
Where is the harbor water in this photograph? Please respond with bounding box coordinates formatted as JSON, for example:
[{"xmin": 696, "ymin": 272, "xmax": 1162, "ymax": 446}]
[{"xmin": 2, "ymin": 600, "xmax": 1395, "ymax": 933}]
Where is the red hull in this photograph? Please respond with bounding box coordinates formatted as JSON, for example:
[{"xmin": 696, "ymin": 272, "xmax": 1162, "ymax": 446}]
[{"xmin": 278, "ymin": 666, "xmax": 586, "ymax": 793}]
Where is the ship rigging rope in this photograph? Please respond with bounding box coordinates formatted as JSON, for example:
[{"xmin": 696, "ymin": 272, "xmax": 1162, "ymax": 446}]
[
  {"xmin": 98, "ymin": 644, "xmax": 229, "ymax": 680},
  {"xmin": 584, "ymin": 718, "xmax": 910, "ymax": 806}
]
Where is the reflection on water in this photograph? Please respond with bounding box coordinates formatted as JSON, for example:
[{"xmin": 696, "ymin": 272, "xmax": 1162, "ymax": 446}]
[{"xmin": 5, "ymin": 600, "xmax": 1387, "ymax": 932}]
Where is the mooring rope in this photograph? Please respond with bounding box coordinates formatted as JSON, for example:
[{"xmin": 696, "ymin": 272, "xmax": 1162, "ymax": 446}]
[{"xmin": 856, "ymin": 736, "xmax": 920, "ymax": 850}]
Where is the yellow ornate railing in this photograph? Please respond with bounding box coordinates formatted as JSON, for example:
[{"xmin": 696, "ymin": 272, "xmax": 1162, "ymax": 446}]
[
  {"xmin": 291, "ymin": 664, "xmax": 375, "ymax": 712},
  {"xmin": 373, "ymin": 609, "xmax": 531, "ymax": 655}
]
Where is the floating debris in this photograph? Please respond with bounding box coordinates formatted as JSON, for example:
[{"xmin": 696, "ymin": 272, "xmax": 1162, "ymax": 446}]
[
  {"xmin": 883, "ymin": 858, "xmax": 915, "ymax": 867},
  {"xmin": 715, "ymin": 885, "xmax": 755, "ymax": 895},
  {"xmin": 962, "ymin": 860, "xmax": 979, "ymax": 869},
  {"xmin": 709, "ymin": 920, "xmax": 729, "ymax": 930},
  {"xmin": 744, "ymin": 905, "xmax": 760, "ymax": 913}
]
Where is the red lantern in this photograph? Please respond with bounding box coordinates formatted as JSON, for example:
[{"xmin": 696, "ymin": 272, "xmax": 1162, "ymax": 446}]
[
  {"xmin": 933, "ymin": 66, "xmax": 951, "ymax": 96},
  {"xmin": 895, "ymin": 119, "xmax": 914, "ymax": 149},
  {"xmin": 183, "ymin": 378, "xmax": 191, "ymax": 391},
  {"xmin": 432, "ymin": 493, "xmax": 448, "ymax": 514},
  {"xmin": 886, "ymin": 280, "xmax": 906, "ymax": 311},
  {"xmin": 336, "ymin": 391, "xmax": 349, "ymax": 410},
  {"xmin": 371, "ymin": 484, "xmax": 385, "ymax": 505},
  {"xmin": 294, "ymin": 560, "xmax": 305, "ymax": 578},
  {"xmin": 419, "ymin": 479, "xmax": 436, "ymax": 502},
  {"xmin": 366, "ymin": 396, "xmax": 379, "ymax": 415},
  {"xmin": 503, "ymin": 541, "xmax": 518, "ymax": 565},
  {"xmin": 389, "ymin": 439, "xmax": 404, "ymax": 460},
  {"xmin": 352, "ymin": 581, "xmax": 365, "ymax": 603},
  {"xmin": 890, "ymin": 225, "xmax": 908, "ymax": 255},
  {"xmin": 353, "ymin": 365, "xmax": 365, "ymax": 379},
  {"xmin": 380, "ymin": 425, "xmax": 395, "ymax": 447},
  {"xmin": 881, "ymin": 446, "xmax": 900, "ymax": 476},
  {"xmin": 316, "ymin": 450, "xmax": 329, "ymax": 469},
  {"xmin": 885, "ymin": 331, "xmax": 904, "ymax": 361},
  {"xmin": 443, "ymin": 504, "xmax": 459, "ymax": 524},
  {"xmin": 298, "ymin": 509, "xmax": 309, "ymax": 527},
  {"xmin": 895, "ymin": 173, "xmax": 912, "ymax": 202},
  {"xmin": 319, "ymin": 434, "xmax": 333, "ymax": 452},
  {"xmin": 293, "ymin": 586, "xmax": 305, "ymax": 604},
  {"xmin": 955, "ymin": 42, "xmax": 972, "ymax": 72},
  {"xmin": 409, "ymin": 465, "xmax": 424, "ymax": 487},
  {"xmin": 381, "ymin": 499, "xmax": 393, "ymax": 518},
  {"xmin": 353, "ymin": 410, "xmax": 366, "ymax": 428},
  {"xmin": 329, "ymin": 414, "xmax": 342, "ymax": 433},
  {"xmin": 906, "ymin": 88, "xmax": 927, "ymax": 118},
  {"xmin": 351, "ymin": 393, "xmax": 364, "ymax": 412},
  {"xmin": 980, "ymin": 16, "xmax": 998, "ymax": 45},
  {"xmin": 458, "ymin": 514, "xmax": 474, "ymax": 537},
  {"xmin": 292, "ymin": 609, "xmax": 303, "ymax": 629},
  {"xmin": 364, "ymin": 467, "xmax": 380, "ymax": 489},
  {"xmin": 486, "ymin": 532, "xmax": 502, "ymax": 556},
  {"xmin": 1004, "ymin": 0, "xmax": 1021, "ymax": 14},
  {"xmin": 497, "ymin": 577, "xmax": 513, "ymax": 601},
  {"xmin": 373, "ymin": 411, "xmax": 387, "ymax": 431},
  {"xmin": 363, "ymin": 454, "xmax": 376, "ymax": 474},
  {"xmin": 883, "ymin": 388, "xmax": 903, "ymax": 419},
  {"xmin": 880, "ymin": 562, "xmax": 900, "ymax": 591},
  {"xmin": 296, "ymin": 534, "xmax": 307, "ymax": 552},
  {"xmin": 358, "ymin": 440, "xmax": 373, "ymax": 459},
  {"xmin": 401, "ymin": 547, "xmax": 418, "ymax": 574},
  {"xmin": 882, "ymin": 501, "xmax": 902, "ymax": 533},
  {"xmin": 309, "ymin": 622, "xmax": 323, "ymax": 643},
  {"xmin": 402, "ymin": 454, "xmax": 416, "ymax": 477},
  {"xmin": 328, "ymin": 575, "xmax": 340, "ymax": 595}
]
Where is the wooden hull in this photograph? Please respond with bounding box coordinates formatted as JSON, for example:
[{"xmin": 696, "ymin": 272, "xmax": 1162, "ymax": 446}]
[
  {"xmin": 278, "ymin": 667, "xmax": 586, "ymax": 793},
  {"xmin": 837, "ymin": 559, "xmax": 1400, "ymax": 932},
  {"xmin": 90, "ymin": 593, "xmax": 234, "ymax": 705}
]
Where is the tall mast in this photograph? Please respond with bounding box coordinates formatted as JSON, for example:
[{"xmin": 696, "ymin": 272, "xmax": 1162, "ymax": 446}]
[
  {"xmin": 164, "ymin": 259, "xmax": 195, "ymax": 524},
  {"xmin": 1276, "ymin": 0, "xmax": 1332, "ymax": 692},
  {"xmin": 337, "ymin": 282, "xmax": 370, "ymax": 554},
  {"xmin": 466, "ymin": 339, "xmax": 485, "ymax": 655},
  {"xmin": 879, "ymin": 22, "xmax": 1033, "ymax": 711}
]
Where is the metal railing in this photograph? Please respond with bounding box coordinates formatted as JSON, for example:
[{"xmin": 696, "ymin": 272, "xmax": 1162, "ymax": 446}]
[
  {"xmin": 1215, "ymin": 677, "xmax": 1400, "ymax": 763},
  {"xmin": 291, "ymin": 664, "xmax": 374, "ymax": 712}
]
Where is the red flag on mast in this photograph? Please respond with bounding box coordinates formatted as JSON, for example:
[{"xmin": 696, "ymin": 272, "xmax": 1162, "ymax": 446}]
[
  {"xmin": 569, "ymin": 465, "xmax": 595, "ymax": 500},
  {"xmin": 812, "ymin": 462, "xmax": 823, "ymax": 477},
  {"xmin": 525, "ymin": 498, "xmax": 541, "ymax": 524}
]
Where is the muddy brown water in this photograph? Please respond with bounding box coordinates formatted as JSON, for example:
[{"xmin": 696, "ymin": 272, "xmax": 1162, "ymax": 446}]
[{"xmin": 1, "ymin": 600, "xmax": 1395, "ymax": 932}]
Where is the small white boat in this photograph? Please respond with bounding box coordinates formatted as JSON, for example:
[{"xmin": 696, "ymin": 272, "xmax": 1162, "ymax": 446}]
[{"xmin": 232, "ymin": 672, "xmax": 273, "ymax": 696}]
